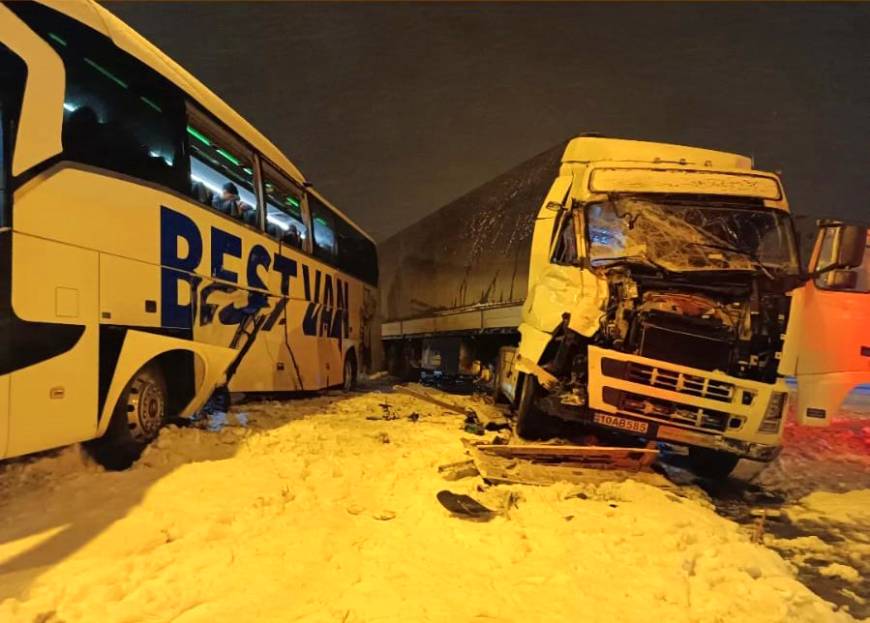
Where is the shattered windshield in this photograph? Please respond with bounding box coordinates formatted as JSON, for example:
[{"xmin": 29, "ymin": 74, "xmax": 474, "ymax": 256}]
[{"xmin": 585, "ymin": 197, "xmax": 799, "ymax": 275}]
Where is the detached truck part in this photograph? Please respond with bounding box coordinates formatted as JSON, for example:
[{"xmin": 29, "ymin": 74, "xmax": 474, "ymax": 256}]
[{"xmin": 380, "ymin": 137, "xmax": 869, "ymax": 477}]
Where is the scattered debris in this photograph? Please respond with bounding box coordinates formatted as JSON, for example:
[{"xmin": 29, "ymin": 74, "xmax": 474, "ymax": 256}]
[
  {"xmin": 470, "ymin": 443, "xmax": 664, "ymax": 487},
  {"xmin": 463, "ymin": 413, "xmax": 485, "ymax": 436},
  {"xmin": 436, "ymin": 490, "xmax": 497, "ymax": 522},
  {"xmin": 476, "ymin": 443, "xmax": 657, "ymax": 467},
  {"xmin": 393, "ymin": 384, "xmax": 474, "ymax": 416},
  {"xmin": 374, "ymin": 432, "xmax": 391, "ymax": 444},
  {"xmin": 366, "ymin": 402, "xmax": 400, "ymax": 421},
  {"xmin": 438, "ymin": 460, "xmax": 480, "ymax": 481}
]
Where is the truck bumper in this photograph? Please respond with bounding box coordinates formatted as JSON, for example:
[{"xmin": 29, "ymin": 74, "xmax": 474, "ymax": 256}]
[{"xmin": 578, "ymin": 346, "xmax": 787, "ymax": 460}]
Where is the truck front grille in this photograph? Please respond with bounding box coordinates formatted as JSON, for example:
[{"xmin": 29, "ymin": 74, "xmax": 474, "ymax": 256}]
[{"xmin": 601, "ymin": 358, "xmax": 735, "ymax": 403}]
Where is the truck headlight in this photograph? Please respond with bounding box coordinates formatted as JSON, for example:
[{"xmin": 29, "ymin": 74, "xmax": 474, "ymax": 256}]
[{"xmin": 758, "ymin": 392, "xmax": 787, "ymax": 434}]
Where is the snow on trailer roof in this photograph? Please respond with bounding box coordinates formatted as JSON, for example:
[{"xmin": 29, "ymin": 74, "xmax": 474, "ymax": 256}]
[
  {"xmin": 37, "ymin": 0, "xmax": 372, "ymax": 241},
  {"xmin": 562, "ymin": 136, "xmax": 753, "ymax": 170}
]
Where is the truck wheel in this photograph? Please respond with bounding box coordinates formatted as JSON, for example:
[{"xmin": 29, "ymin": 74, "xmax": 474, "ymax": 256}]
[
  {"xmin": 515, "ymin": 373, "xmax": 550, "ymax": 439},
  {"xmin": 342, "ymin": 351, "xmax": 357, "ymax": 392},
  {"xmin": 687, "ymin": 447, "xmax": 740, "ymax": 479},
  {"xmin": 491, "ymin": 356, "xmax": 504, "ymax": 403},
  {"xmin": 85, "ymin": 363, "xmax": 168, "ymax": 470}
]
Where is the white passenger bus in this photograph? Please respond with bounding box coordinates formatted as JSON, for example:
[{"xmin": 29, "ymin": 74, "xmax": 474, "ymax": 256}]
[{"xmin": 0, "ymin": 1, "xmax": 378, "ymax": 467}]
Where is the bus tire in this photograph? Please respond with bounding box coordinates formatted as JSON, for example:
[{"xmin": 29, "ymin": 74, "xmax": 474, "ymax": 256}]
[
  {"xmin": 687, "ymin": 447, "xmax": 740, "ymax": 479},
  {"xmin": 515, "ymin": 373, "xmax": 550, "ymax": 440},
  {"xmin": 86, "ymin": 363, "xmax": 168, "ymax": 470},
  {"xmin": 342, "ymin": 350, "xmax": 358, "ymax": 392}
]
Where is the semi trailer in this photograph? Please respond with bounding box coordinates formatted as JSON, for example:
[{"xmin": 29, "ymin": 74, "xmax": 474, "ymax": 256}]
[{"xmin": 380, "ymin": 136, "xmax": 869, "ymax": 477}]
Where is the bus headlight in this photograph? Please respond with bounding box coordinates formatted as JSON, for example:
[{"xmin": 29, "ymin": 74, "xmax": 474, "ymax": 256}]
[{"xmin": 758, "ymin": 392, "xmax": 787, "ymax": 434}]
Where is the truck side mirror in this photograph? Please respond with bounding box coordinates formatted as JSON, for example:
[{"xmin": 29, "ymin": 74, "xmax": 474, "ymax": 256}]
[
  {"xmin": 819, "ymin": 269, "xmax": 859, "ymax": 291},
  {"xmin": 811, "ymin": 223, "xmax": 867, "ymax": 279},
  {"xmin": 835, "ymin": 224, "xmax": 867, "ymax": 269}
]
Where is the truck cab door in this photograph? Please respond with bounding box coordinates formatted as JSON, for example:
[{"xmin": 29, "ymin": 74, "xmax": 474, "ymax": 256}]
[{"xmin": 781, "ymin": 223, "xmax": 870, "ymax": 425}]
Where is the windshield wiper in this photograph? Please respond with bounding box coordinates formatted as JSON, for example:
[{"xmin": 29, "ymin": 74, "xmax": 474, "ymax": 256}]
[{"xmin": 686, "ymin": 242, "xmax": 775, "ymax": 279}]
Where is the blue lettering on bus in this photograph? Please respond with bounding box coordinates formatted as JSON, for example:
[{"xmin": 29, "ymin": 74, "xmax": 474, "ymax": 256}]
[
  {"xmin": 210, "ymin": 227, "xmax": 242, "ymax": 283},
  {"xmin": 272, "ymin": 253, "xmax": 297, "ymax": 296},
  {"xmin": 160, "ymin": 206, "xmax": 203, "ymax": 329},
  {"xmin": 159, "ymin": 205, "xmax": 350, "ymax": 340}
]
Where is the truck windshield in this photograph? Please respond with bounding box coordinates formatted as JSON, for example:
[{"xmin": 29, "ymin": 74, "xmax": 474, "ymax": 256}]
[{"xmin": 586, "ymin": 197, "xmax": 800, "ymax": 275}]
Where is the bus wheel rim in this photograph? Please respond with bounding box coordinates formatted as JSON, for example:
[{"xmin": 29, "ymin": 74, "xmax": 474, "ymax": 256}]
[{"xmin": 127, "ymin": 377, "xmax": 164, "ymax": 441}]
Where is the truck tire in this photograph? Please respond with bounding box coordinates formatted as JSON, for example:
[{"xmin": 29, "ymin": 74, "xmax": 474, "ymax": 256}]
[
  {"xmin": 85, "ymin": 363, "xmax": 168, "ymax": 470},
  {"xmin": 687, "ymin": 447, "xmax": 740, "ymax": 479},
  {"xmin": 491, "ymin": 354, "xmax": 504, "ymax": 403},
  {"xmin": 515, "ymin": 373, "xmax": 550, "ymax": 440}
]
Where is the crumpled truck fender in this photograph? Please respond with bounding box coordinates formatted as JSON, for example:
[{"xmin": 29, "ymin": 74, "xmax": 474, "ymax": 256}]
[
  {"xmin": 516, "ymin": 265, "xmax": 607, "ymax": 382},
  {"xmin": 521, "ymin": 264, "xmax": 607, "ymax": 340},
  {"xmin": 515, "ymin": 322, "xmax": 553, "ymax": 377},
  {"xmin": 97, "ymin": 330, "xmax": 237, "ymax": 437}
]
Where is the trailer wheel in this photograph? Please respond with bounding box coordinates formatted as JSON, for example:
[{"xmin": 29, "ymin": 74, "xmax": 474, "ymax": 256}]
[
  {"xmin": 515, "ymin": 373, "xmax": 551, "ymax": 439},
  {"xmin": 342, "ymin": 350, "xmax": 358, "ymax": 392},
  {"xmin": 687, "ymin": 447, "xmax": 740, "ymax": 479},
  {"xmin": 85, "ymin": 363, "xmax": 168, "ymax": 470}
]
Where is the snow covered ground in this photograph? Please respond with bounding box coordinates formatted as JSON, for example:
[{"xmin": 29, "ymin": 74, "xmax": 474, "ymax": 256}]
[{"xmin": 0, "ymin": 383, "xmax": 866, "ymax": 623}]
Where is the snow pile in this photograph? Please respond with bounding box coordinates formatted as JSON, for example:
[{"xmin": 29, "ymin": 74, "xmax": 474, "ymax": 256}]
[
  {"xmin": 0, "ymin": 390, "xmax": 860, "ymax": 622},
  {"xmin": 764, "ymin": 485, "xmax": 870, "ymax": 618},
  {"xmin": 791, "ymin": 490, "xmax": 870, "ymax": 526}
]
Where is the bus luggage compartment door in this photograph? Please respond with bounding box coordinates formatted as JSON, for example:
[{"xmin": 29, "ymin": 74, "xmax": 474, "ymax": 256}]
[{"xmin": 6, "ymin": 233, "xmax": 99, "ymax": 458}]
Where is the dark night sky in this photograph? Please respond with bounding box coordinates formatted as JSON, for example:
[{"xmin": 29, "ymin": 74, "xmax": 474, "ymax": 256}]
[{"xmin": 107, "ymin": 2, "xmax": 870, "ymax": 240}]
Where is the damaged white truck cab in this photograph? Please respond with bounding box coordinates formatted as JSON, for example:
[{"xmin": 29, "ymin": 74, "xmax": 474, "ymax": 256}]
[{"xmin": 500, "ymin": 137, "xmax": 869, "ymax": 477}]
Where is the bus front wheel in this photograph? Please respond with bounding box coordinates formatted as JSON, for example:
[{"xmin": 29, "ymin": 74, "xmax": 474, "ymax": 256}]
[{"xmin": 86, "ymin": 363, "xmax": 168, "ymax": 470}]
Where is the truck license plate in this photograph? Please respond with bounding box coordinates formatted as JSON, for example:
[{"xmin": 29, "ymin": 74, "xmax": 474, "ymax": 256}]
[{"xmin": 593, "ymin": 413, "xmax": 649, "ymax": 435}]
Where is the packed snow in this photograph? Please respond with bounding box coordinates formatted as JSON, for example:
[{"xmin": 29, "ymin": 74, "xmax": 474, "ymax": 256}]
[{"xmin": 0, "ymin": 384, "xmax": 866, "ymax": 623}]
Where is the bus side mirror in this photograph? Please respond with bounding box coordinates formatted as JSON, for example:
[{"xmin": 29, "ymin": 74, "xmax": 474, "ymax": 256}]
[{"xmin": 835, "ymin": 224, "xmax": 868, "ymax": 269}]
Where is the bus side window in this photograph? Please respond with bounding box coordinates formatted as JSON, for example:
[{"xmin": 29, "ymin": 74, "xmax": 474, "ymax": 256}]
[
  {"xmin": 336, "ymin": 217, "xmax": 378, "ymax": 286},
  {"xmin": 309, "ymin": 195, "xmax": 338, "ymax": 265},
  {"xmin": 186, "ymin": 110, "xmax": 257, "ymax": 227},
  {"xmin": 0, "ymin": 47, "xmax": 27, "ymax": 227},
  {"xmin": 262, "ymin": 162, "xmax": 307, "ymax": 250},
  {"xmin": 9, "ymin": 3, "xmax": 187, "ymax": 194}
]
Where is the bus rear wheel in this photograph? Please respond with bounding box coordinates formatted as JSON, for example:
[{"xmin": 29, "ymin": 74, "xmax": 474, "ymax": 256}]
[
  {"xmin": 86, "ymin": 363, "xmax": 168, "ymax": 470},
  {"xmin": 342, "ymin": 351, "xmax": 357, "ymax": 392}
]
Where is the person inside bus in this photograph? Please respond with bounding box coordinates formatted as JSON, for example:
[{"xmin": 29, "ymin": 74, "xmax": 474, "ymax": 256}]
[
  {"xmin": 212, "ymin": 181, "xmax": 256, "ymax": 225},
  {"xmin": 212, "ymin": 181, "xmax": 241, "ymax": 214},
  {"xmin": 284, "ymin": 224, "xmax": 302, "ymax": 248}
]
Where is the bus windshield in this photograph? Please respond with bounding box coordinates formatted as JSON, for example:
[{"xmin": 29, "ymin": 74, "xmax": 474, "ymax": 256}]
[{"xmin": 586, "ymin": 197, "xmax": 800, "ymax": 275}]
